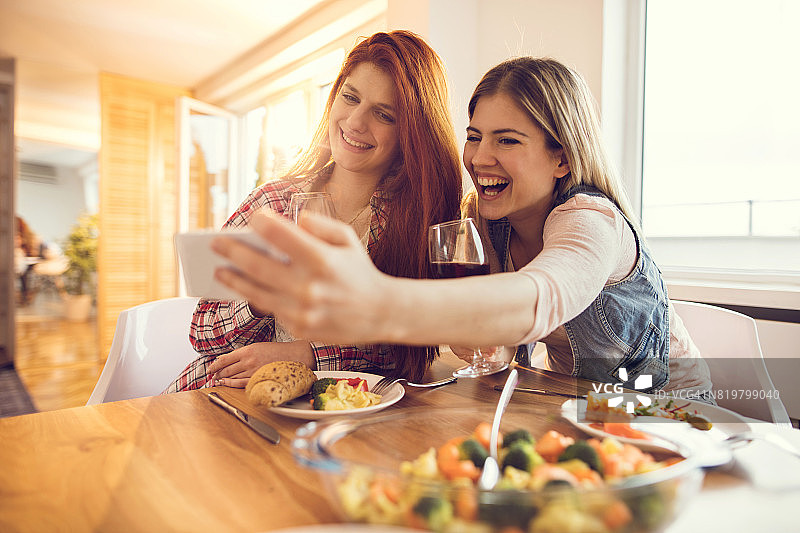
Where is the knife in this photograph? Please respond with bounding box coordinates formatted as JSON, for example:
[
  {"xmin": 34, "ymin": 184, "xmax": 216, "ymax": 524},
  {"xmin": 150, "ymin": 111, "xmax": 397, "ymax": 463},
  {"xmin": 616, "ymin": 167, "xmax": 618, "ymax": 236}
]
[
  {"xmin": 208, "ymin": 392, "xmax": 281, "ymax": 444},
  {"xmin": 494, "ymin": 385, "xmax": 587, "ymax": 400}
]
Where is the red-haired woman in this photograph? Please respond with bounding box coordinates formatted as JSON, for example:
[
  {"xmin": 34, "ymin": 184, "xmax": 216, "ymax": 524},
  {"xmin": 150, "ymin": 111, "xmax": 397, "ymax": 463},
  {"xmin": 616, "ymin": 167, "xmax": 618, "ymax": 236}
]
[{"xmin": 164, "ymin": 31, "xmax": 462, "ymax": 392}]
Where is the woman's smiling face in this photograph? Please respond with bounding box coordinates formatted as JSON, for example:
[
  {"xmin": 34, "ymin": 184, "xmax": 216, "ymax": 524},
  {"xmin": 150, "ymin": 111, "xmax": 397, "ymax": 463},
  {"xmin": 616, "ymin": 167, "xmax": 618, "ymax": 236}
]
[
  {"xmin": 463, "ymin": 92, "xmax": 569, "ymax": 222},
  {"xmin": 328, "ymin": 62, "xmax": 400, "ymax": 180}
]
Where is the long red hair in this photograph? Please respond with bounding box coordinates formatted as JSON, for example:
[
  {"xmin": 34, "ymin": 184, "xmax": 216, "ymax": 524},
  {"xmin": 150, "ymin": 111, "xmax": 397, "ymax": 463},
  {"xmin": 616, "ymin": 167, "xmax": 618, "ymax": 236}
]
[{"xmin": 289, "ymin": 31, "xmax": 462, "ymax": 380}]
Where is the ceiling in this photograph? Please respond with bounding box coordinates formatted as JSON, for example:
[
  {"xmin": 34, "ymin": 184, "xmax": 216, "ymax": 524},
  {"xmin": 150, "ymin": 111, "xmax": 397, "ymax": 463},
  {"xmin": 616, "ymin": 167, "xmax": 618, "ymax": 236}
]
[
  {"xmin": 15, "ymin": 138, "xmax": 96, "ymax": 168},
  {"xmin": 0, "ymin": 0, "xmax": 329, "ymax": 166},
  {"xmin": 0, "ymin": 0, "xmax": 326, "ymax": 88}
]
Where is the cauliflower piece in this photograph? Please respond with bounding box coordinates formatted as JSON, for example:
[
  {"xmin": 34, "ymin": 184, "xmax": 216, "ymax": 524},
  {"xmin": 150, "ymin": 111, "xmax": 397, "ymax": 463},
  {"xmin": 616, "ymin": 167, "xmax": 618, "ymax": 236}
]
[
  {"xmin": 337, "ymin": 468, "xmax": 372, "ymax": 520},
  {"xmin": 400, "ymin": 447, "xmax": 440, "ymax": 480},
  {"xmin": 530, "ymin": 501, "xmax": 610, "ymax": 533}
]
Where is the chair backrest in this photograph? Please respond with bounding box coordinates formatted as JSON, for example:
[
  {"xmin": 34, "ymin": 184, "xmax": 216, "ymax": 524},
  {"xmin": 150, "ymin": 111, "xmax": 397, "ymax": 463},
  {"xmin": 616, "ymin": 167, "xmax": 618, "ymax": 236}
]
[
  {"xmin": 86, "ymin": 297, "xmax": 201, "ymax": 404},
  {"xmin": 671, "ymin": 300, "xmax": 790, "ymax": 424}
]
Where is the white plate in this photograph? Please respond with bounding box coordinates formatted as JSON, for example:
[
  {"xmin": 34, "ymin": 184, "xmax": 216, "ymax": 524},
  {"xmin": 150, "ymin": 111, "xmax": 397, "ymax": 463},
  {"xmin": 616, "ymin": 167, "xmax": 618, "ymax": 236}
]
[
  {"xmin": 268, "ymin": 371, "xmax": 405, "ymax": 420},
  {"xmin": 561, "ymin": 396, "xmax": 752, "ymax": 467}
]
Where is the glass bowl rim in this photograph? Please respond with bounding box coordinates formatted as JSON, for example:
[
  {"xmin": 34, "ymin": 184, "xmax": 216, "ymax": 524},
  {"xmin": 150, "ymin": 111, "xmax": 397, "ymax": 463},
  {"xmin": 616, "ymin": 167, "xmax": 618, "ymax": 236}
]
[{"xmin": 291, "ymin": 406, "xmax": 703, "ymax": 495}]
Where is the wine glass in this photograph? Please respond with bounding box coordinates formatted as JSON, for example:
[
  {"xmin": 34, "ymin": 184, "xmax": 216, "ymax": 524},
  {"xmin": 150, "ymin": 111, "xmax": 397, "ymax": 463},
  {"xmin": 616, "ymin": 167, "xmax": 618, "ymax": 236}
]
[
  {"xmin": 278, "ymin": 192, "xmax": 336, "ymax": 343},
  {"xmin": 288, "ymin": 191, "xmax": 336, "ymax": 223},
  {"xmin": 429, "ymin": 218, "xmax": 508, "ymax": 378}
]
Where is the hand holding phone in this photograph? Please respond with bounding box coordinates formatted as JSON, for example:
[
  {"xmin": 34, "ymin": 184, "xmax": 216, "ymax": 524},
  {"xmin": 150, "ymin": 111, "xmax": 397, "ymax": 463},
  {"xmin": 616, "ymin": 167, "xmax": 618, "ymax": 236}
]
[{"xmin": 174, "ymin": 229, "xmax": 287, "ymax": 300}]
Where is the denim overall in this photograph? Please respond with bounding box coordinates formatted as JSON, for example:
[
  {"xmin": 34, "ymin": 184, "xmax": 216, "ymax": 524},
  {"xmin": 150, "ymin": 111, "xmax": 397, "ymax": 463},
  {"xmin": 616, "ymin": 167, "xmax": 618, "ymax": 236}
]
[{"xmin": 486, "ymin": 185, "xmax": 670, "ymax": 392}]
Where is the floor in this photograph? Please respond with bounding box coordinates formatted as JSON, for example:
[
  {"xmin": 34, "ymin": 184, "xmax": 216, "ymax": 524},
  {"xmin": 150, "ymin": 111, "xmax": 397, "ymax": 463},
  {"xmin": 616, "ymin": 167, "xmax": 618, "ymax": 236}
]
[
  {"xmin": 0, "ymin": 366, "xmax": 38, "ymax": 417},
  {"xmin": 14, "ymin": 289, "xmax": 103, "ymax": 412}
]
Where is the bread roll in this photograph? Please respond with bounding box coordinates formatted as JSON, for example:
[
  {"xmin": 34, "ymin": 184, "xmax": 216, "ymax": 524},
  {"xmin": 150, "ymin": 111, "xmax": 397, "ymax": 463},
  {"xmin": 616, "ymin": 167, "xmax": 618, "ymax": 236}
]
[{"xmin": 246, "ymin": 361, "xmax": 316, "ymax": 407}]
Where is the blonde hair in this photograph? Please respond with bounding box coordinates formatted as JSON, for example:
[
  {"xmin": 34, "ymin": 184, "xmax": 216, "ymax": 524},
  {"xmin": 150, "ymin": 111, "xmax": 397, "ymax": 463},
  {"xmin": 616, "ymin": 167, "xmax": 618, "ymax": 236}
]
[{"xmin": 467, "ymin": 57, "xmax": 637, "ymax": 224}]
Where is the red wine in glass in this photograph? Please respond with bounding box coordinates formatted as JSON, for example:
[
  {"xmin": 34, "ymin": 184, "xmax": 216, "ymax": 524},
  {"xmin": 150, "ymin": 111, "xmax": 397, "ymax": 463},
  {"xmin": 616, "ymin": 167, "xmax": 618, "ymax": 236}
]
[
  {"xmin": 428, "ymin": 218, "xmax": 508, "ymax": 378},
  {"xmin": 433, "ymin": 262, "xmax": 490, "ymax": 279}
]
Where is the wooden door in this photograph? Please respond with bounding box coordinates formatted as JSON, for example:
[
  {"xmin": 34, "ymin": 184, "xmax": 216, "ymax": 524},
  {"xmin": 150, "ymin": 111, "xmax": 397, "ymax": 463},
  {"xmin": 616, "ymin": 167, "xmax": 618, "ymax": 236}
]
[{"xmin": 98, "ymin": 74, "xmax": 190, "ymax": 356}]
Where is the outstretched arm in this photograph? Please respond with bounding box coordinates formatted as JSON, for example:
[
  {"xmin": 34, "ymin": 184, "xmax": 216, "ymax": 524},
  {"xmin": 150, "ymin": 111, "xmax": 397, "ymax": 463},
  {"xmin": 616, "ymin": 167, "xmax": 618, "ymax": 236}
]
[{"xmin": 212, "ymin": 210, "xmax": 538, "ymax": 347}]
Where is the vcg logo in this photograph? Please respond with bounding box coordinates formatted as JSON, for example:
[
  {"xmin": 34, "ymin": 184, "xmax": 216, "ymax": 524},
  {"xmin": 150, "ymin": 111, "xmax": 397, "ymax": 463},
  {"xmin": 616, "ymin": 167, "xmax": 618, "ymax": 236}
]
[{"xmin": 591, "ymin": 367, "xmax": 653, "ymax": 414}]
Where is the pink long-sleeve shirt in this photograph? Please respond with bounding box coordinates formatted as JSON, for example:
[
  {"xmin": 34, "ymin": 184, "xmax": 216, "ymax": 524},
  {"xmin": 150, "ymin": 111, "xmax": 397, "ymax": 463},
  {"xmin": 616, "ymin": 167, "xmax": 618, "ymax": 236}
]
[{"xmin": 471, "ymin": 193, "xmax": 712, "ymax": 393}]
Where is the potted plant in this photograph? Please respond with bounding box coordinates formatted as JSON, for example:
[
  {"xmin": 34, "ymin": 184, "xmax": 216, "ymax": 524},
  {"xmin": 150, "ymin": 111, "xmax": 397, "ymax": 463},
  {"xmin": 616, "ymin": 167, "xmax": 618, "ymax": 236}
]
[{"xmin": 62, "ymin": 213, "xmax": 98, "ymax": 321}]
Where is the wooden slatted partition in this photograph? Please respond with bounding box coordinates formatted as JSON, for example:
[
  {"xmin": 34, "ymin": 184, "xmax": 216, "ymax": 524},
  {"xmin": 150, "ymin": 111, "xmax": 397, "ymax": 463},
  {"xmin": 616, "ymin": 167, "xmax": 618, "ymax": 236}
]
[{"xmin": 98, "ymin": 74, "xmax": 190, "ymax": 356}]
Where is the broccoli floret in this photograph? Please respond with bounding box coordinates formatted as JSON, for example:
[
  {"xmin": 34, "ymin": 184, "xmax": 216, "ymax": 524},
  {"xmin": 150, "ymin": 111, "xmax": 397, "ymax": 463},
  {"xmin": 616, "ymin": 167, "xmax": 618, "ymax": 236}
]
[
  {"xmin": 411, "ymin": 496, "xmax": 453, "ymax": 531},
  {"xmin": 312, "ymin": 394, "xmax": 331, "ymax": 410},
  {"xmin": 627, "ymin": 486, "xmax": 666, "ymax": 530},
  {"xmin": 558, "ymin": 441, "xmax": 603, "ymax": 475},
  {"xmin": 312, "ymin": 392, "xmax": 347, "ymax": 411},
  {"xmin": 310, "ymin": 378, "xmax": 338, "ymax": 397},
  {"xmin": 458, "ymin": 438, "xmax": 489, "ymax": 467},
  {"xmin": 542, "ymin": 478, "xmax": 574, "ymax": 492},
  {"xmin": 502, "ymin": 428, "xmax": 534, "ymax": 449},
  {"xmin": 501, "ymin": 441, "xmax": 544, "ymax": 473}
]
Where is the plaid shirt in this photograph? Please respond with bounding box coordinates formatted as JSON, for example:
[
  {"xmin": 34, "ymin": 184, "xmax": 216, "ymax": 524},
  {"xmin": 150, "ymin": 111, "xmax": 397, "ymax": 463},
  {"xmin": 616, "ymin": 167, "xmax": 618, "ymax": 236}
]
[{"xmin": 164, "ymin": 175, "xmax": 396, "ymax": 393}]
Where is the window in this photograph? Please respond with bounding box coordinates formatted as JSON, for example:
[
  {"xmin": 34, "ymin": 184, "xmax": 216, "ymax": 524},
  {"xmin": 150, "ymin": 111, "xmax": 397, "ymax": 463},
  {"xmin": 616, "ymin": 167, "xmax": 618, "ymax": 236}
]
[
  {"xmin": 177, "ymin": 98, "xmax": 237, "ymax": 232},
  {"xmin": 261, "ymin": 89, "xmax": 310, "ymax": 183},
  {"xmin": 240, "ymin": 106, "xmax": 267, "ymax": 198},
  {"xmin": 240, "ymin": 48, "xmax": 342, "ymax": 188},
  {"xmin": 640, "ymin": 0, "xmax": 800, "ymax": 275}
]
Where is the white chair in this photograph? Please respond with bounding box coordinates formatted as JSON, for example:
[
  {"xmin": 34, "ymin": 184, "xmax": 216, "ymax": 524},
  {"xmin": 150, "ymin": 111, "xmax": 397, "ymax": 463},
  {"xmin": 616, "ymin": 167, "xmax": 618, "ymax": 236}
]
[
  {"xmin": 671, "ymin": 300, "xmax": 791, "ymax": 425},
  {"xmin": 87, "ymin": 297, "xmax": 201, "ymax": 404}
]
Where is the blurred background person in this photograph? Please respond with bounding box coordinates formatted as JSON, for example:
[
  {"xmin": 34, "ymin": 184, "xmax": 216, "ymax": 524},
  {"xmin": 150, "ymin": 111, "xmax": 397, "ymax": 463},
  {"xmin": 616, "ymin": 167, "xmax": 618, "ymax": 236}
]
[{"xmin": 14, "ymin": 215, "xmax": 42, "ymax": 306}]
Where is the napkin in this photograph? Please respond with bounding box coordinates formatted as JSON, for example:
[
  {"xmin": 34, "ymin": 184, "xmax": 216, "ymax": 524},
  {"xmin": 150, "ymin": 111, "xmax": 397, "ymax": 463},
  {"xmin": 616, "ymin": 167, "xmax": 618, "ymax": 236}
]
[{"xmin": 726, "ymin": 426, "xmax": 800, "ymax": 491}]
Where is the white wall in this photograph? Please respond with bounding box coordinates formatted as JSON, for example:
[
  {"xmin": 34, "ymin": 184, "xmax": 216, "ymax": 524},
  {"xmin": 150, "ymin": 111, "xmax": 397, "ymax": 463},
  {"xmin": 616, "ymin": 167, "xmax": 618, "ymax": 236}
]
[
  {"xmin": 388, "ymin": 0, "xmax": 605, "ymax": 188},
  {"xmin": 16, "ymin": 164, "xmax": 89, "ymax": 247},
  {"xmin": 474, "ymin": 0, "xmax": 603, "ymax": 96}
]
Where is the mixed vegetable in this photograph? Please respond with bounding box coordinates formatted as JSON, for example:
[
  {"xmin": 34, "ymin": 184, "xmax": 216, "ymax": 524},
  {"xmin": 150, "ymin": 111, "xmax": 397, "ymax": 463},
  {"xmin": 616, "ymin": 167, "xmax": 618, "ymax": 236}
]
[
  {"xmin": 337, "ymin": 423, "xmax": 686, "ymax": 532},
  {"xmin": 309, "ymin": 377, "xmax": 381, "ymax": 411},
  {"xmin": 586, "ymin": 392, "xmax": 713, "ymax": 431}
]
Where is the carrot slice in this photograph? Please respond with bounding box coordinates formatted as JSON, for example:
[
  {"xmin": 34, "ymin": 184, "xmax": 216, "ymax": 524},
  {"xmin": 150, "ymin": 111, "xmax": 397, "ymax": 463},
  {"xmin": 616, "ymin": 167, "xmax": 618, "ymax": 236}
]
[
  {"xmin": 601, "ymin": 422, "xmax": 650, "ymax": 440},
  {"xmin": 473, "ymin": 422, "xmax": 492, "ymax": 450},
  {"xmin": 535, "ymin": 430, "xmax": 574, "ymax": 462},
  {"xmin": 603, "ymin": 500, "xmax": 633, "ymax": 530}
]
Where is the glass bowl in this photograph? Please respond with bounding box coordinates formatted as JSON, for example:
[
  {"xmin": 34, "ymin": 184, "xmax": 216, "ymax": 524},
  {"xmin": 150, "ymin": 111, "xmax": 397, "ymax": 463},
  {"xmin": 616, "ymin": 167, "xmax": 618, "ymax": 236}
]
[{"xmin": 292, "ymin": 405, "xmax": 703, "ymax": 533}]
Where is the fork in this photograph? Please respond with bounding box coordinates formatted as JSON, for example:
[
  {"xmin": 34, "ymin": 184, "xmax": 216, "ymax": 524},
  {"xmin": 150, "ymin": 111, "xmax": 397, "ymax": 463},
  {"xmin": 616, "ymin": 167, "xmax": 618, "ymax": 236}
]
[
  {"xmin": 371, "ymin": 375, "xmax": 457, "ymax": 395},
  {"xmin": 478, "ymin": 368, "xmax": 519, "ymax": 490}
]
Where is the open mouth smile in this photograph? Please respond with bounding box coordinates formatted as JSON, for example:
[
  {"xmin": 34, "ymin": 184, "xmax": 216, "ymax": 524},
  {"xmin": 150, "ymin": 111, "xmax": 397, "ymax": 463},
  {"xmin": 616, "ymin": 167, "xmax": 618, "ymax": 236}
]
[
  {"xmin": 342, "ymin": 130, "xmax": 374, "ymax": 150},
  {"xmin": 477, "ymin": 176, "xmax": 510, "ymax": 197}
]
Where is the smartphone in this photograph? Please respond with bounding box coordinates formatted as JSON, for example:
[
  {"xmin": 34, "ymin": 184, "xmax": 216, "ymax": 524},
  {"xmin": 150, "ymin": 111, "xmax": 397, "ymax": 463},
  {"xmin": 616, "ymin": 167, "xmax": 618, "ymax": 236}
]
[{"xmin": 174, "ymin": 229, "xmax": 287, "ymax": 300}]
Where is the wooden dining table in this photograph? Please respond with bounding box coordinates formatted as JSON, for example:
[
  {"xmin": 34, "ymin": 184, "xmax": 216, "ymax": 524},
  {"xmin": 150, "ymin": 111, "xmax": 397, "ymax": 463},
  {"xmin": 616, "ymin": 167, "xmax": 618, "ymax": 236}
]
[{"xmin": 1, "ymin": 352, "xmax": 797, "ymax": 532}]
